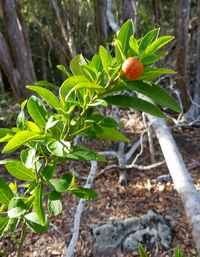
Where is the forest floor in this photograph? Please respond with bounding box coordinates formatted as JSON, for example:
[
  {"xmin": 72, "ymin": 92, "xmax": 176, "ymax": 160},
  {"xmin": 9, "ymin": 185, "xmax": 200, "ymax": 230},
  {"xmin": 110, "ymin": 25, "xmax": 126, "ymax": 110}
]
[{"xmin": 1, "ymin": 112, "xmax": 200, "ymax": 257}]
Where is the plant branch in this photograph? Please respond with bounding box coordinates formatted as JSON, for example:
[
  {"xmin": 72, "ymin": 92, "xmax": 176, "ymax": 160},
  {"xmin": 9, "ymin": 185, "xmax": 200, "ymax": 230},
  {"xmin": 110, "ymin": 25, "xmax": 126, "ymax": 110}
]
[{"xmin": 65, "ymin": 161, "xmax": 97, "ymax": 257}]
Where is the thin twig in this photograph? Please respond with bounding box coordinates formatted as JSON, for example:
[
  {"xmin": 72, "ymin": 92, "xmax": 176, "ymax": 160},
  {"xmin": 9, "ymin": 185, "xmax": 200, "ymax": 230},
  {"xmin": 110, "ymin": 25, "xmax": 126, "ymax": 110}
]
[
  {"xmin": 65, "ymin": 161, "xmax": 97, "ymax": 257},
  {"xmin": 16, "ymin": 222, "xmax": 27, "ymax": 257},
  {"xmin": 125, "ymin": 160, "xmax": 165, "ymax": 170}
]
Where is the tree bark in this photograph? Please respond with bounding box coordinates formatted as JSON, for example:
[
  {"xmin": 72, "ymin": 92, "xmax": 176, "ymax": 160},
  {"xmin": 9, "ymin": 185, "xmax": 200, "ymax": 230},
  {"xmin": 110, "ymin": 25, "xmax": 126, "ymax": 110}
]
[
  {"xmin": 0, "ymin": 0, "xmax": 36, "ymax": 98},
  {"xmin": 122, "ymin": 0, "xmax": 137, "ymax": 26},
  {"xmin": 175, "ymin": 0, "xmax": 191, "ymax": 111},
  {"xmin": 94, "ymin": 0, "xmax": 108, "ymax": 46},
  {"xmin": 0, "ymin": 32, "xmax": 22, "ymax": 97},
  {"xmin": 50, "ymin": 0, "xmax": 76, "ymax": 60},
  {"xmin": 152, "ymin": 0, "xmax": 162, "ymax": 25},
  {"xmin": 185, "ymin": 0, "xmax": 200, "ymax": 121},
  {"xmin": 147, "ymin": 115, "xmax": 200, "ymax": 255}
]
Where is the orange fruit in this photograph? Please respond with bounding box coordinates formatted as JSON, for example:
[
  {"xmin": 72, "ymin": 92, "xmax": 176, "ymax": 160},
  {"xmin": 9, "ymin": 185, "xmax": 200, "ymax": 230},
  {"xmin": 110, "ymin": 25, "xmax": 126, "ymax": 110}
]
[{"xmin": 122, "ymin": 57, "xmax": 144, "ymax": 80}]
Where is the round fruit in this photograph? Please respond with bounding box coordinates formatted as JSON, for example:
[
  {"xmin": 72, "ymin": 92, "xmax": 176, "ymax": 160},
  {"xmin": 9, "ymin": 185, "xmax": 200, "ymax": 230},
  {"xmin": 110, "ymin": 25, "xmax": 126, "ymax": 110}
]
[{"xmin": 122, "ymin": 57, "xmax": 144, "ymax": 80}]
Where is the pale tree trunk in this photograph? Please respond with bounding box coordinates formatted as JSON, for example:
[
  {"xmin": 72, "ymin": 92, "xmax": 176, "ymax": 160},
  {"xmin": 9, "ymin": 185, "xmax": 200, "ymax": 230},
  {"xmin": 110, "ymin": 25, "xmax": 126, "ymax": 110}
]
[
  {"xmin": 0, "ymin": 0, "xmax": 36, "ymax": 98},
  {"xmin": 175, "ymin": 0, "xmax": 190, "ymax": 111},
  {"xmin": 106, "ymin": 0, "xmax": 119, "ymax": 32},
  {"xmin": 186, "ymin": 0, "xmax": 200, "ymax": 122},
  {"xmin": 147, "ymin": 115, "xmax": 200, "ymax": 255},
  {"xmin": 122, "ymin": 0, "xmax": 137, "ymax": 27}
]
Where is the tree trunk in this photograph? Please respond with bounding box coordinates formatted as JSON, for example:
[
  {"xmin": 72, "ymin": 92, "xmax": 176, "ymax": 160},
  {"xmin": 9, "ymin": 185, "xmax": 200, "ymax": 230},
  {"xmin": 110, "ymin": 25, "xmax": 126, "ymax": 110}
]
[
  {"xmin": 152, "ymin": 0, "xmax": 162, "ymax": 25},
  {"xmin": 147, "ymin": 115, "xmax": 200, "ymax": 255},
  {"xmin": 122, "ymin": 0, "xmax": 137, "ymax": 26},
  {"xmin": 185, "ymin": 0, "xmax": 200, "ymax": 121},
  {"xmin": 0, "ymin": 0, "xmax": 36, "ymax": 98},
  {"xmin": 94, "ymin": 0, "xmax": 108, "ymax": 46},
  {"xmin": 175, "ymin": 0, "xmax": 190, "ymax": 111},
  {"xmin": 50, "ymin": 0, "xmax": 76, "ymax": 60},
  {"xmin": 0, "ymin": 32, "xmax": 22, "ymax": 97}
]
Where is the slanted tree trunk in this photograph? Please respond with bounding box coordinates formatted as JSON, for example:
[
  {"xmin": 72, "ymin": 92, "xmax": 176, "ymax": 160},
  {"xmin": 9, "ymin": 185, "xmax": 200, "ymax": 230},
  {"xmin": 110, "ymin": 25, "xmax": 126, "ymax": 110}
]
[
  {"xmin": 0, "ymin": 0, "xmax": 36, "ymax": 98},
  {"xmin": 147, "ymin": 115, "xmax": 200, "ymax": 255},
  {"xmin": 175, "ymin": 0, "xmax": 190, "ymax": 111}
]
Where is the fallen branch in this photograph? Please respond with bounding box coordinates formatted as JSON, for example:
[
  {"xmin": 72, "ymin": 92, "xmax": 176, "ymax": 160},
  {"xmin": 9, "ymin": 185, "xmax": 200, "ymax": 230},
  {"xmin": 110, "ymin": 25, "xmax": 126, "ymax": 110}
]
[
  {"xmin": 147, "ymin": 115, "xmax": 200, "ymax": 255},
  {"xmin": 65, "ymin": 161, "xmax": 97, "ymax": 257}
]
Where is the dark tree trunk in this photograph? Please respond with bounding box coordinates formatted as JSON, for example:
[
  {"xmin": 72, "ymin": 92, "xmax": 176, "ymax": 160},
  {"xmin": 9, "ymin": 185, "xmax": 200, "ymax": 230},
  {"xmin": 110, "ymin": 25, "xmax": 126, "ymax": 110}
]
[
  {"xmin": 0, "ymin": 32, "xmax": 22, "ymax": 97},
  {"xmin": 94, "ymin": 0, "xmax": 108, "ymax": 46},
  {"xmin": 0, "ymin": 0, "xmax": 36, "ymax": 98},
  {"xmin": 50, "ymin": 0, "xmax": 76, "ymax": 60},
  {"xmin": 186, "ymin": 0, "xmax": 200, "ymax": 121},
  {"xmin": 152, "ymin": 0, "xmax": 162, "ymax": 25},
  {"xmin": 175, "ymin": 0, "xmax": 190, "ymax": 111},
  {"xmin": 122, "ymin": 0, "xmax": 137, "ymax": 26}
]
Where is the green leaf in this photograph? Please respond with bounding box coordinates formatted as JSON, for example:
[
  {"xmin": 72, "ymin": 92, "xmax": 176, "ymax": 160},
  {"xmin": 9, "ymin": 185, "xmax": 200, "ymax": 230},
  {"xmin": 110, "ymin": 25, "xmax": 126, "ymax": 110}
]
[
  {"xmin": 140, "ymin": 68, "xmax": 176, "ymax": 81},
  {"xmin": 66, "ymin": 145, "xmax": 105, "ymax": 161},
  {"xmin": 8, "ymin": 198, "xmax": 26, "ymax": 218},
  {"xmin": 25, "ymin": 212, "xmax": 48, "ymax": 233},
  {"xmin": 70, "ymin": 54, "xmax": 86, "ymax": 75},
  {"xmin": 0, "ymin": 128, "xmax": 13, "ymax": 139},
  {"xmin": 104, "ymin": 95, "xmax": 164, "ymax": 117},
  {"xmin": 20, "ymin": 148, "xmax": 36, "ymax": 169},
  {"xmin": 0, "ymin": 177, "xmax": 13, "ymax": 205},
  {"xmin": 140, "ymin": 53, "xmax": 161, "ymax": 65},
  {"xmin": 2, "ymin": 130, "xmax": 41, "ymax": 153},
  {"xmin": 138, "ymin": 245, "xmax": 148, "ymax": 257},
  {"xmin": 27, "ymin": 96, "xmax": 47, "ymax": 128},
  {"xmin": 139, "ymin": 28, "xmax": 160, "ymax": 53},
  {"xmin": 16, "ymin": 101, "xmax": 27, "ymax": 130},
  {"xmin": 5, "ymin": 160, "xmax": 36, "ymax": 181},
  {"xmin": 115, "ymin": 39, "xmax": 125, "ymax": 64},
  {"xmin": 125, "ymin": 81, "xmax": 181, "ymax": 112},
  {"xmin": 117, "ymin": 19, "xmax": 134, "ymax": 56},
  {"xmin": 48, "ymin": 191, "xmax": 62, "ymax": 216},
  {"xmin": 144, "ymin": 35, "xmax": 174, "ymax": 56},
  {"xmin": 99, "ymin": 46, "xmax": 112, "ymax": 75},
  {"xmin": 59, "ymin": 75, "xmax": 88, "ymax": 101},
  {"xmin": 174, "ymin": 247, "xmax": 185, "ymax": 257},
  {"xmin": 90, "ymin": 54, "xmax": 102, "ymax": 72},
  {"xmin": 0, "ymin": 216, "xmax": 9, "ymax": 235},
  {"xmin": 86, "ymin": 113, "xmax": 118, "ymax": 128},
  {"xmin": 34, "ymin": 184, "xmax": 45, "ymax": 225},
  {"xmin": 41, "ymin": 162, "xmax": 56, "ymax": 181},
  {"xmin": 27, "ymin": 86, "xmax": 60, "ymax": 110},
  {"xmin": 47, "ymin": 140, "xmax": 71, "ymax": 157},
  {"xmin": 70, "ymin": 187, "xmax": 97, "ymax": 200},
  {"xmin": 45, "ymin": 116, "xmax": 59, "ymax": 131},
  {"xmin": 129, "ymin": 35, "xmax": 139, "ymax": 55},
  {"xmin": 57, "ymin": 64, "xmax": 70, "ymax": 77},
  {"xmin": 49, "ymin": 174, "xmax": 73, "ymax": 193},
  {"xmin": 86, "ymin": 126, "xmax": 129, "ymax": 142}
]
